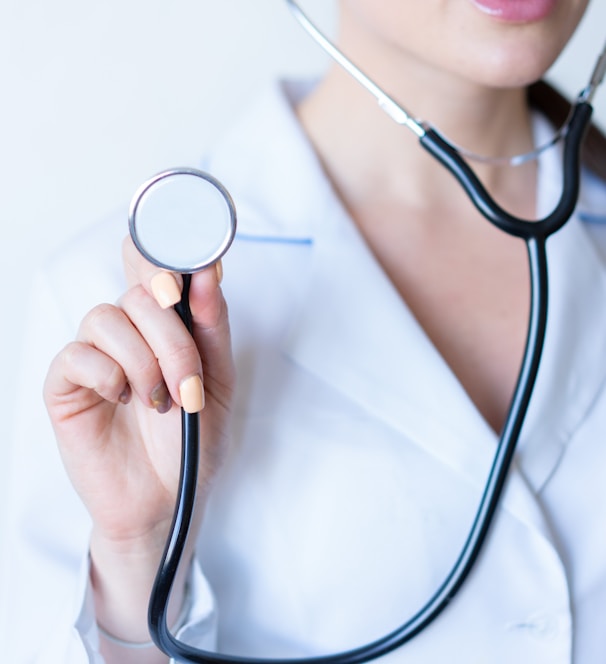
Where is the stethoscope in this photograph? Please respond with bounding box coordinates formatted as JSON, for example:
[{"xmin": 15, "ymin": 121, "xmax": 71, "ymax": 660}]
[{"xmin": 128, "ymin": 2, "xmax": 606, "ymax": 662}]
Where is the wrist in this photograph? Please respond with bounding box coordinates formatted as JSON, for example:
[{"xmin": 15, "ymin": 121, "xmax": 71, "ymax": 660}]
[
  {"xmin": 90, "ymin": 528, "xmax": 192, "ymax": 647},
  {"xmin": 97, "ymin": 581, "xmax": 192, "ymax": 648}
]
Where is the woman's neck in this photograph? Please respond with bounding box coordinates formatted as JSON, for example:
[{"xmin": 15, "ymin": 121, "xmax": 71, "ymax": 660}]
[
  {"xmin": 295, "ymin": 40, "xmax": 538, "ymax": 433},
  {"xmin": 296, "ymin": 23, "xmax": 538, "ymax": 222}
]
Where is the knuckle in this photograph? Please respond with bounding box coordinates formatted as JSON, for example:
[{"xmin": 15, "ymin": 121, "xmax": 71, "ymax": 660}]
[
  {"xmin": 120, "ymin": 283, "xmax": 152, "ymax": 311},
  {"xmin": 88, "ymin": 302, "xmax": 119, "ymax": 323},
  {"xmin": 62, "ymin": 341, "xmax": 124, "ymax": 396},
  {"xmin": 61, "ymin": 340, "xmax": 86, "ymax": 366},
  {"xmin": 97, "ymin": 362, "xmax": 125, "ymax": 399},
  {"xmin": 132, "ymin": 353, "xmax": 161, "ymax": 382},
  {"xmin": 80, "ymin": 302, "xmax": 121, "ymax": 337},
  {"xmin": 162, "ymin": 340, "xmax": 200, "ymax": 373}
]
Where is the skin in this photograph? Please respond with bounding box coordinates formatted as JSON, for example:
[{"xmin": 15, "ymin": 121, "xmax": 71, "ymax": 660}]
[
  {"xmin": 298, "ymin": 0, "xmax": 589, "ymax": 430},
  {"xmin": 43, "ymin": 1, "xmax": 590, "ymax": 661},
  {"xmin": 45, "ymin": 245, "xmax": 234, "ymax": 663}
]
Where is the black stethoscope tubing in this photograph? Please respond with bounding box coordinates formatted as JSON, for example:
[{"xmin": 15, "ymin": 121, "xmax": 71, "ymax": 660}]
[{"xmin": 146, "ymin": 98, "xmax": 594, "ymax": 663}]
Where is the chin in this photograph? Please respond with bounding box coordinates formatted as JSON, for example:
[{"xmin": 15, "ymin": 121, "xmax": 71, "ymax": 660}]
[
  {"xmin": 461, "ymin": 1, "xmax": 589, "ymax": 88},
  {"xmin": 342, "ymin": 0, "xmax": 590, "ymax": 94},
  {"xmin": 473, "ymin": 50, "xmax": 561, "ymax": 89},
  {"xmin": 448, "ymin": 30, "xmax": 580, "ymax": 90}
]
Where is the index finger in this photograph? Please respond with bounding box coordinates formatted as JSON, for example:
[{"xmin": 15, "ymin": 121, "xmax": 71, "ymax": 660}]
[{"xmin": 122, "ymin": 235, "xmax": 184, "ymax": 310}]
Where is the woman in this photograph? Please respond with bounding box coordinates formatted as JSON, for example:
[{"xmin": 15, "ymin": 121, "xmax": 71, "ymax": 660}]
[{"xmin": 4, "ymin": 0, "xmax": 606, "ymax": 662}]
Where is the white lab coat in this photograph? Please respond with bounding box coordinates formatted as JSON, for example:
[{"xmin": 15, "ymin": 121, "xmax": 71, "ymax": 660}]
[{"xmin": 3, "ymin": 80, "xmax": 606, "ymax": 663}]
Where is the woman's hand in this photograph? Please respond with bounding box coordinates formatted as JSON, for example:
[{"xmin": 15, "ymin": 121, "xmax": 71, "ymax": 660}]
[{"xmin": 44, "ymin": 236, "xmax": 235, "ymax": 653}]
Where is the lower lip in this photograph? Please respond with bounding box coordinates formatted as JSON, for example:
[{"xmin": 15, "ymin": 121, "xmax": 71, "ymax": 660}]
[{"xmin": 470, "ymin": 0, "xmax": 558, "ymax": 23}]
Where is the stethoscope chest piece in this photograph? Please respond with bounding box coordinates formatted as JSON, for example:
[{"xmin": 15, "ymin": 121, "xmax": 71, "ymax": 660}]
[{"xmin": 129, "ymin": 168, "xmax": 237, "ymax": 274}]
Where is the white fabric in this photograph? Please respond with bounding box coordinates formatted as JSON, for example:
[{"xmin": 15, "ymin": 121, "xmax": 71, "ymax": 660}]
[{"xmin": 2, "ymin": 80, "xmax": 606, "ymax": 663}]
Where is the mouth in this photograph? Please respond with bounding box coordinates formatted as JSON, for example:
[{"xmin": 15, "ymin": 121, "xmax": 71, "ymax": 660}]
[{"xmin": 469, "ymin": 0, "xmax": 558, "ymax": 23}]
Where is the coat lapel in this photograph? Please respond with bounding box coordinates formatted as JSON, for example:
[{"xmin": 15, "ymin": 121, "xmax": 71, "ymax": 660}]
[
  {"xmin": 281, "ymin": 193, "xmax": 495, "ymax": 473},
  {"xmin": 280, "ymin": 115, "xmax": 606, "ymax": 540},
  {"xmin": 280, "ymin": 189, "xmax": 563, "ymax": 537},
  {"xmin": 516, "ymin": 116, "xmax": 606, "ymax": 491},
  {"xmin": 215, "ymin": 82, "xmax": 606, "ymax": 541}
]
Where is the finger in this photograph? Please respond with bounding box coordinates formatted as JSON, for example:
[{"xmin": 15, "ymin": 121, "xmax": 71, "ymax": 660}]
[
  {"xmin": 188, "ymin": 264, "xmax": 234, "ymax": 408},
  {"xmin": 77, "ymin": 302, "xmax": 172, "ymax": 414},
  {"xmin": 119, "ymin": 285, "xmax": 205, "ymax": 413},
  {"xmin": 122, "ymin": 235, "xmax": 183, "ymax": 309},
  {"xmin": 45, "ymin": 341, "xmax": 129, "ymax": 415}
]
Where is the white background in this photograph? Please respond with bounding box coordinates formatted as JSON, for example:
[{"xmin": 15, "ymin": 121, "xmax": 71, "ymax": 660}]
[{"xmin": 1, "ymin": 1, "xmax": 605, "ymax": 530}]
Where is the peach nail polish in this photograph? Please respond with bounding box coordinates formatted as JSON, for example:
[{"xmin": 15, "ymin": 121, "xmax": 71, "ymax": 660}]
[
  {"xmin": 215, "ymin": 259, "xmax": 224, "ymax": 284},
  {"xmin": 180, "ymin": 375, "xmax": 205, "ymax": 413},
  {"xmin": 151, "ymin": 272, "xmax": 181, "ymax": 309}
]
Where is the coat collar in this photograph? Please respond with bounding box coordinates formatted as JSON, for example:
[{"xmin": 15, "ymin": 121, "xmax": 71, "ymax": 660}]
[
  {"xmin": 210, "ymin": 81, "xmax": 606, "ymax": 527},
  {"xmin": 516, "ymin": 115, "xmax": 606, "ymax": 490}
]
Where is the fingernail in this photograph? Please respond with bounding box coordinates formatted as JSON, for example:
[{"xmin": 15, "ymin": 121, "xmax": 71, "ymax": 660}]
[
  {"xmin": 215, "ymin": 259, "xmax": 223, "ymax": 284},
  {"xmin": 119, "ymin": 384, "xmax": 132, "ymax": 405},
  {"xmin": 151, "ymin": 272, "xmax": 181, "ymax": 309},
  {"xmin": 180, "ymin": 375, "xmax": 205, "ymax": 413},
  {"xmin": 151, "ymin": 382, "xmax": 172, "ymax": 414}
]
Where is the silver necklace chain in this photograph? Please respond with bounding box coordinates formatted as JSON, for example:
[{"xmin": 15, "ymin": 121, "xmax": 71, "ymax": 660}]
[{"xmin": 286, "ymin": 0, "xmax": 606, "ymax": 166}]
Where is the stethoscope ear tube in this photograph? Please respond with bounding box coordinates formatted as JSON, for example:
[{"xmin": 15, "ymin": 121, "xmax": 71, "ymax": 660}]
[
  {"xmin": 143, "ymin": 83, "xmax": 597, "ymax": 664},
  {"xmin": 145, "ymin": 106, "xmax": 597, "ymax": 664},
  {"xmin": 419, "ymin": 101, "xmax": 593, "ymax": 240}
]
